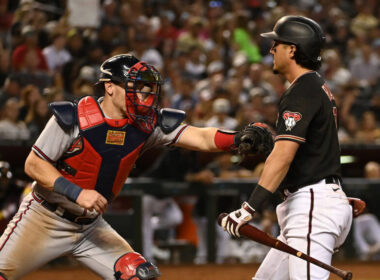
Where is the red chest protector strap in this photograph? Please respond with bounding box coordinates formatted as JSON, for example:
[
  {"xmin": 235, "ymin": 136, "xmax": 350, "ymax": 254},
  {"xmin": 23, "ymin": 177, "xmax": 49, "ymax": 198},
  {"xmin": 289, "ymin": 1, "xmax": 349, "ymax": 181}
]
[
  {"xmin": 77, "ymin": 96, "xmax": 129, "ymax": 129},
  {"xmin": 77, "ymin": 96, "xmax": 105, "ymax": 130}
]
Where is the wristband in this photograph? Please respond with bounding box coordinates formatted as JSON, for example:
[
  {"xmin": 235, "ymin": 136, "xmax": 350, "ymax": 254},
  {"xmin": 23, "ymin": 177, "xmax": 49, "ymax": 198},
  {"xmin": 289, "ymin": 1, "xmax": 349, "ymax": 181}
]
[
  {"xmin": 53, "ymin": 176, "xmax": 83, "ymax": 202},
  {"xmin": 214, "ymin": 130, "xmax": 237, "ymax": 151},
  {"xmin": 247, "ymin": 184, "xmax": 273, "ymax": 211}
]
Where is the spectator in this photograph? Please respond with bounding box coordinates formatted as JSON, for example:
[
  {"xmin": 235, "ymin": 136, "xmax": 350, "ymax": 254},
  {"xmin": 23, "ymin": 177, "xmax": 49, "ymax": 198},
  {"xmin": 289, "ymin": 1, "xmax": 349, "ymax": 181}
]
[
  {"xmin": 355, "ymin": 110, "xmax": 380, "ymax": 143},
  {"xmin": 322, "ymin": 49, "xmax": 352, "ymax": 93},
  {"xmin": 12, "ymin": 25, "xmax": 48, "ymax": 72},
  {"xmin": 0, "ymin": 98, "xmax": 30, "ymax": 142},
  {"xmin": 243, "ymin": 63, "xmax": 276, "ymax": 99},
  {"xmin": 205, "ymin": 98, "xmax": 238, "ymax": 130},
  {"xmin": 24, "ymin": 97, "xmax": 50, "ymax": 142},
  {"xmin": 184, "ymin": 45, "xmax": 206, "ymax": 80},
  {"xmin": 12, "ymin": 47, "xmax": 53, "ymax": 90},
  {"xmin": 364, "ymin": 161, "xmax": 380, "ymax": 178},
  {"xmin": 0, "ymin": 75, "xmax": 21, "ymax": 105},
  {"xmin": 132, "ymin": 34, "xmax": 163, "ymax": 72},
  {"xmin": 154, "ymin": 11, "xmax": 179, "ymax": 57},
  {"xmin": 42, "ymin": 30, "xmax": 72, "ymax": 74},
  {"xmin": 0, "ymin": 47, "xmax": 10, "ymax": 87},
  {"xmin": 349, "ymin": 43, "xmax": 379, "ymax": 90},
  {"xmin": 72, "ymin": 66, "xmax": 97, "ymax": 98},
  {"xmin": 177, "ymin": 16, "xmax": 206, "ymax": 53},
  {"xmin": 232, "ymin": 13, "xmax": 261, "ymax": 63},
  {"xmin": 18, "ymin": 84, "xmax": 41, "ymax": 121},
  {"xmin": 171, "ymin": 78, "xmax": 198, "ymax": 117}
]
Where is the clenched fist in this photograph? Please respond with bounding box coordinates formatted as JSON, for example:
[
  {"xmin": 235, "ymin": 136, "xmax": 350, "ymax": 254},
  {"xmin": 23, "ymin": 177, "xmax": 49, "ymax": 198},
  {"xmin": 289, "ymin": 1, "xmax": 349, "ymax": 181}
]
[{"xmin": 76, "ymin": 189, "xmax": 108, "ymax": 213}]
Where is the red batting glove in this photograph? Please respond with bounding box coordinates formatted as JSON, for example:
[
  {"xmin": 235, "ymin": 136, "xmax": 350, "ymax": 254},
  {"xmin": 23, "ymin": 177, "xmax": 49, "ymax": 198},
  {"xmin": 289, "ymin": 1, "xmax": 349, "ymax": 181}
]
[{"xmin": 221, "ymin": 202, "xmax": 255, "ymax": 237}]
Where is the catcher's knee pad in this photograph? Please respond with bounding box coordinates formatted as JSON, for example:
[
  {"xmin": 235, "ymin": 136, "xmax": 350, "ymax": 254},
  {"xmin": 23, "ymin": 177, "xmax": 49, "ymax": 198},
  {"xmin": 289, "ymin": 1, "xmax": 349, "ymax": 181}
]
[{"xmin": 114, "ymin": 252, "xmax": 161, "ymax": 280}]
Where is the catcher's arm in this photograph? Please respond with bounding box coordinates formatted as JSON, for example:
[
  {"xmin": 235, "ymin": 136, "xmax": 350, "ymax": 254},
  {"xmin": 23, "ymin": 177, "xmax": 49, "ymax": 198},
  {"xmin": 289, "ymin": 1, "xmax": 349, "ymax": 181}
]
[{"xmin": 174, "ymin": 126, "xmax": 220, "ymax": 151}]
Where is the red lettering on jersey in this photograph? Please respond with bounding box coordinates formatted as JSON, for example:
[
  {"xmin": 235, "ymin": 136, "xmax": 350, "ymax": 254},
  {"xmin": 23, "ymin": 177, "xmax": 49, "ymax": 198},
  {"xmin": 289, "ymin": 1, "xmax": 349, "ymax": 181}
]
[
  {"xmin": 322, "ymin": 83, "xmax": 338, "ymax": 129},
  {"xmin": 322, "ymin": 84, "xmax": 334, "ymax": 101},
  {"xmin": 333, "ymin": 106, "xmax": 338, "ymax": 129}
]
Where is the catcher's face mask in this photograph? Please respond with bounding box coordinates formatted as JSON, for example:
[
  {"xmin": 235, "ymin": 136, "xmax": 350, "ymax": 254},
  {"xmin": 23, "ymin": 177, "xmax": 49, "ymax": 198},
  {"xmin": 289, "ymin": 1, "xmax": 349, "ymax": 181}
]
[{"xmin": 124, "ymin": 62, "xmax": 161, "ymax": 133}]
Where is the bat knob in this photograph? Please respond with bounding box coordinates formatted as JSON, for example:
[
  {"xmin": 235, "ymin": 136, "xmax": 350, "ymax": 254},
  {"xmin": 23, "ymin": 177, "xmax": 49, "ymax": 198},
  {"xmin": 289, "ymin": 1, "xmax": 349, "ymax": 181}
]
[
  {"xmin": 217, "ymin": 213, "xmax": 228, "ymax": 226},
  {"xmin": 344, "ymin": 272, "xmax": 352, "ymax": 280}
]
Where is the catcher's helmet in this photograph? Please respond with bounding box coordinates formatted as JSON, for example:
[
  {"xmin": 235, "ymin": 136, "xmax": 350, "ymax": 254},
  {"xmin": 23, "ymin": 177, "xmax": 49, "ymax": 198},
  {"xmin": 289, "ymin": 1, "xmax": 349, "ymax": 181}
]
[
  {"xmin": 98, "ymin": 54, "xmax": 162, "ymax": 132},
  {"xmin": 114, "ymin": 252, "xmax": 161, "ymax": 280},
  {"xmin": 260, "ymin": 15, "xmax": 325, "ymax": 62}
]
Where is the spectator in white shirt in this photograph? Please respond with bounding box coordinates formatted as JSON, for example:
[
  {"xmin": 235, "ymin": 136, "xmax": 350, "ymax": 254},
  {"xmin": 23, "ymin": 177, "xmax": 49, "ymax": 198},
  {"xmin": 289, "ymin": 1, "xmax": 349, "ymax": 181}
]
[
  {"xmin": 0, "ymin": 98, "xmax": 30, "ymax": 142},
  {"xmin": 205, "ymin": 98, "xmax": 238, "ymax": 130},
  {"xmin": 42, "ymin": 31, "xmax": 72, "ymax": 74}
]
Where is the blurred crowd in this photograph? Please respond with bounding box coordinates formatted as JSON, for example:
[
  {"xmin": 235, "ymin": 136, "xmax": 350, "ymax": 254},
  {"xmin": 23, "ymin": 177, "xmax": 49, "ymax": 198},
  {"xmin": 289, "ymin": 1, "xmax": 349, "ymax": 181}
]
[{"xmin": 0, "ymin": 0, "xmax": 379, "ymax": 146}]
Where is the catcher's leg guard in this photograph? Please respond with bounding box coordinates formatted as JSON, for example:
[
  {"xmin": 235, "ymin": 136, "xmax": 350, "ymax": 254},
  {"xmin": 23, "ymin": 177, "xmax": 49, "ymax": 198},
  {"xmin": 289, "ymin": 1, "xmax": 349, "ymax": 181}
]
[{"xmin": 114, "ymin": 252, "xmax": 161, "ymax": 280}]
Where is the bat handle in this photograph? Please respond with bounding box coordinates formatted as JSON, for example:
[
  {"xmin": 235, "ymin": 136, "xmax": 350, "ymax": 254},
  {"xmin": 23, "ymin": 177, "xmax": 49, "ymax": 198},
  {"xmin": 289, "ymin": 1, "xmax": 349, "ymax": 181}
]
[{"xmin": 218, "ymin": 213, "xmax": 228, "ymax": 226}]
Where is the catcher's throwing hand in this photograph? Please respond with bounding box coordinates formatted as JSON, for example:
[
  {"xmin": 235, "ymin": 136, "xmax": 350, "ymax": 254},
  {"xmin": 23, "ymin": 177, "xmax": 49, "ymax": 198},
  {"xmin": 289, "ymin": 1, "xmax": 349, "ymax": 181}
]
[
  {"xmin": 234, "ymin": 123, "xmax": 274, "ymax": 157},
  {"xmin": 76, "ymin": 189, "xmax": 108, "ymax": 213},
  {"xmin": 221, "ymin": 202, "xmax": 255, "ymax": 237}
]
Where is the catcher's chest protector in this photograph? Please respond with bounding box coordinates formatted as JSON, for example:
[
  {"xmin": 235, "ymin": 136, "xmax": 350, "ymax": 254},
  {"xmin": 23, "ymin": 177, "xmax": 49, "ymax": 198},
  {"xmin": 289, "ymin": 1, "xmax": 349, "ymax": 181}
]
[{"xmin": 59, "ymin": 96, "xmax": 150, "ymax": 201}]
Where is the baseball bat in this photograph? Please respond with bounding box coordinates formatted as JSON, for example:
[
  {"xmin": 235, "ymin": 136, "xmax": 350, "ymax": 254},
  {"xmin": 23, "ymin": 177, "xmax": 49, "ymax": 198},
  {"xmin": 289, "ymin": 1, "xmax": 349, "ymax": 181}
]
[{"xmin": 218, "ymin": 213, "xmax": 352, "ymax": 280}]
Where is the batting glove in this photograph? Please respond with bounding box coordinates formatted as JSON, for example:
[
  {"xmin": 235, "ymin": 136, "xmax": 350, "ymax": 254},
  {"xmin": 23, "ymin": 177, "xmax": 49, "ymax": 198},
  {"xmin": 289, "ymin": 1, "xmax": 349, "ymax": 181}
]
[{"xmin": 221, "ymin": 202, "xmax": 255, "ymax": 237}]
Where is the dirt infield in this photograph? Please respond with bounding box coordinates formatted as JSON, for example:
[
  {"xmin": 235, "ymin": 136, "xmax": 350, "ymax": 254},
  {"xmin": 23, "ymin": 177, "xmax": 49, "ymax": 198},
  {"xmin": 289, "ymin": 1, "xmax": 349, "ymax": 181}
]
[{"xmin": 23, "ymin": 262, "xmax": 380, "ymax": 280}]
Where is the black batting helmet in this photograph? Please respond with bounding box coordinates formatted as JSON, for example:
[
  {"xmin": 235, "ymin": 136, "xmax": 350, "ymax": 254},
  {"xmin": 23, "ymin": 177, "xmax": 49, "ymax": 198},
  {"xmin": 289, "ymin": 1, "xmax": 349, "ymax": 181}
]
[{"xmin": 260, "ymin": 15, "xmax": 325, "ymax": 62}]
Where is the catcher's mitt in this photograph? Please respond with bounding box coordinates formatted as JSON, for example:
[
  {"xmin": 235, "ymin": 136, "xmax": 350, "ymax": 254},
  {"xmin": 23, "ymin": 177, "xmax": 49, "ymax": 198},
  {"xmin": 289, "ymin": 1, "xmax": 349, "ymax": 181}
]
[{"xmin": 234, "ymin": 123, "xmax": 274, "ymax": 157}]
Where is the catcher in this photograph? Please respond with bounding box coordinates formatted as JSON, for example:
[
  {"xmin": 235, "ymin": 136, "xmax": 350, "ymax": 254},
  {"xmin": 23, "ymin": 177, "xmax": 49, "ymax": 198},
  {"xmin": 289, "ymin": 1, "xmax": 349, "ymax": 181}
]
[{"xmin": 0, "ymin": 54, "xmax": 273, "ymax": 280}]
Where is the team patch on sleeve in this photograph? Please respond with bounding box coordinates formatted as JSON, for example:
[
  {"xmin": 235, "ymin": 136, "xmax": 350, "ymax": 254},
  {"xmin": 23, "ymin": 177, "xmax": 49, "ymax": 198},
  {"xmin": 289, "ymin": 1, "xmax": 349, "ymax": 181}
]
[{"xmin": 282, "ymin": 111, "xmax": 302, "ymax": 131}]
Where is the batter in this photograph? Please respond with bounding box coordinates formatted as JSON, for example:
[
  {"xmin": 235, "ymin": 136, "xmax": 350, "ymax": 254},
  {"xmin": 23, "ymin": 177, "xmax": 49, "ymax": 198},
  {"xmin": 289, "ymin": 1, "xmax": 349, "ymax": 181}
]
[{"xmin": 221, "ymin": 16, "xmax": 353, "ymax": 280}]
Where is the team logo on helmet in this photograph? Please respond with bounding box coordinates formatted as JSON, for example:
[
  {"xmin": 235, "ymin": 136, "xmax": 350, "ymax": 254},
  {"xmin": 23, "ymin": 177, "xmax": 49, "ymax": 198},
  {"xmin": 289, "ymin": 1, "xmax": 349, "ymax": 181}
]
[{"xmin": 282, "ymin": 111, "xmax": 302, "ymax": 131}]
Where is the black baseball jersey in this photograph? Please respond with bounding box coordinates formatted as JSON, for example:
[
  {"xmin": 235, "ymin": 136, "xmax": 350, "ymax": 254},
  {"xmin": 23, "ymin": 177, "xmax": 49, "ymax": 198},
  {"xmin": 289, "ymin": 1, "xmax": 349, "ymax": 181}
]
[{"xmin": 275, "ymin": 72, "xmax": 341, "ymax": 191}]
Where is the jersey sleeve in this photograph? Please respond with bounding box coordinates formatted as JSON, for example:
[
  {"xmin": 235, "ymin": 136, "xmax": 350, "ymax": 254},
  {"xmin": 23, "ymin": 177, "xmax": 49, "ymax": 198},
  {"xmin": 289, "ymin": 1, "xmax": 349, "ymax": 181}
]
[
  {"xmin": 141, "ymin": 123, "xmax": 189, "ymax": 153},
  {"xmin": 276, "ymin": 88, "xmax": 320, "ymax": 144},
  {"xmin": 32, "ymin": 116, "xmax": 79, "ymax": 163}
]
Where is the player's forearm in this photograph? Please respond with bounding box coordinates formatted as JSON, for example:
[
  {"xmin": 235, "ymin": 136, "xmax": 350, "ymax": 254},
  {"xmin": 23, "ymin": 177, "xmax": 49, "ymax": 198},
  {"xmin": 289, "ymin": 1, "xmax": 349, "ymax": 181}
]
[
  {"xmin": 258, "ymin": 140, "xmax": 299, "ymax": 193},
  {"xmin": 258, "ymin": 151, "xmax": 292, "ymax": 193},
  {"xmin": 176, "ymin": 126, "xmax": 234, "ymax": 152},
  {"xmin": 25, "ymin": 151, "xmax": 62, "ymax": 190}
]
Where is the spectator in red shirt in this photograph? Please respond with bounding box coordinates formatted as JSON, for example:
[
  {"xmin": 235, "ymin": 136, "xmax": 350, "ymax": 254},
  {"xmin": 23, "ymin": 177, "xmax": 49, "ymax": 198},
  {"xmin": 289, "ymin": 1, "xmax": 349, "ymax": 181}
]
[{"xmin": 12, "ymin": 25, "xmax": 48, "ymax": 72}]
